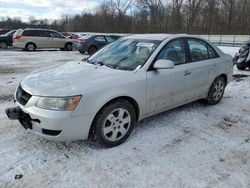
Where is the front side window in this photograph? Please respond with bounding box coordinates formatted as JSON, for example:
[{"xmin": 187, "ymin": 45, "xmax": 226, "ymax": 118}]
[
  {"xmin": 87, "ymin": 38, "xmax": 161, "ymax": 71},
  {"xmin": 95, "ymin": 36, "xmax": 106, "ymax": 42},
  {"xmin": 156, "ymin": 39, "xmax": 186, "ymax": 65}
]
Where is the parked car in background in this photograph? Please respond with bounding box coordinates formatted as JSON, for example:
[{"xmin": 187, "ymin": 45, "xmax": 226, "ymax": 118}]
[
  {"xmin": 74, "ymin": 34, "xmax": 120, "ymax": 55},
  {"xmin": 0, "ymin": 30, "xmax": 16, "ymax": 48},
  {"xmin": 6, "ymin": 34, "xmax": 233, "ymax": 147},
  {"xmin": 61, "ymin": 32, "xmax": 79, "ymax": 39},
  {"xmin": 0, "ymin": 29, "xmax": 10, "ymax": 35},
  {"xmin": 234, "ymin": 40, "xmax": 250, "ymax": 70},
  {"xmin": 13, "ymin": 28, "xmax": 73, "ymax": 51}
]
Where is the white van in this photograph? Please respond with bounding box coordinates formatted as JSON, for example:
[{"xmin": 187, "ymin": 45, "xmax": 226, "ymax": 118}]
[{"xmin": 13, "ymin": 28, "xmax": 73, "ymax": 51}]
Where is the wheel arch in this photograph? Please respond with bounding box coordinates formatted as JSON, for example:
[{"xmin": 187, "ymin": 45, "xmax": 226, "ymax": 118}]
[
  {"xmin": 88, "ymin": 45, "xmax": 97, "ymax": 51},
  {"xmin": 88, "ymin": 95, "xmax": 140, "ymax": 139},
  {"xmin": 219, "ymin": 74, "xmax": 227, "ymax": 85},
  {"xmin": 65, "ymin": 41, "xmax": 73, "ymax": 47}
]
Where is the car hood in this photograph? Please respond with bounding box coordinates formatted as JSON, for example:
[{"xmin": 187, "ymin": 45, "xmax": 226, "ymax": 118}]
[{"xmin": 21, "ymin": 61, "xmax": 129, "ymax": 96}]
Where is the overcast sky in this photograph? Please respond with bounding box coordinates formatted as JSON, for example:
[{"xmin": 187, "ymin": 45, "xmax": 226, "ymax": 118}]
[{"xmin": 0, "ymin": 0, "xmax": 99, "ymax": 21}]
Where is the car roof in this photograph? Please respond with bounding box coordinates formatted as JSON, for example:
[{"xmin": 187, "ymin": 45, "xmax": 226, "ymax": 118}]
[
  {"xmin": 125, "ymin": 34, "xmax": 189, "ymax": 41},
  {"xmin": 20, "ymin": 28, "xmax": 60, "ymax": 33}
]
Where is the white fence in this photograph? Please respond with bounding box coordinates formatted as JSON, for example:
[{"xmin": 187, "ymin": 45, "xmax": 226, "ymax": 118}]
[{"xmin": 194, "ymin": 35, "xmax": 250, "ymax": 46}]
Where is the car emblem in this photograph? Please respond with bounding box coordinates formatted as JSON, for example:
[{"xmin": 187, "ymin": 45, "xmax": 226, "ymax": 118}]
[{"xmin": 17, "ymin": 89, "xmax": 23, "ymax": 99}]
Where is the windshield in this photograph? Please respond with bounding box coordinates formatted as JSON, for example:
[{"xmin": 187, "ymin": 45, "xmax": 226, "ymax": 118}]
[
  {"xmin": 87, "ymin": 38, "xmax": 161, "ymax": 71},
  {"xmin": 2, "ymin": 30, "xmax": 15, "ymax": 36}
]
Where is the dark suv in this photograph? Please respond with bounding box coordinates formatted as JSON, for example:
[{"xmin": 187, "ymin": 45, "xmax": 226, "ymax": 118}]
[{"xmin": 0, "ymin": 30, "xmax": 16, "ymax": 48}]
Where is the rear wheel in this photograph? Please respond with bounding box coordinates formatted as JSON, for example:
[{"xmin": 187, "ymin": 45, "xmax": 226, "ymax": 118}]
[
  {"xmin": 65, "ymin": 43, "xmax": 73, "ymax": 51},
  {"xmin": 237, "ymin": 65, "xmax": 247, "ymax": 70},
  {"xmin": 79, "ymin": 49, "xmax": 85, "ymax": 54},
  {"xmin": 206, "ymin": 76, "xmax": 226, "ymax": 105},
  {"xmin": 0, "ymin": 41, "xmax": 8, "ymax": 49},
  {"xmin": 88, "ymin": 46, "xmax": 97, "ymax": 55},
  {"xmin": 93, "ymin": 100, "xmax": 136, "ymax": 147},
  {"xmin": 25, "ymin": 43, "xmax": 36, "ymax": 51}
]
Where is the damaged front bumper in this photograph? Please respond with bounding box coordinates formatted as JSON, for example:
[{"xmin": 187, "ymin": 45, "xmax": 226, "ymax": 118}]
[
  {"xmin": 5, "ymin": 105, "xmax": 95, "ymax": 141},
  {"xmin": 6, "ymin": 106, "xmax": 34, "ymax": 129}
]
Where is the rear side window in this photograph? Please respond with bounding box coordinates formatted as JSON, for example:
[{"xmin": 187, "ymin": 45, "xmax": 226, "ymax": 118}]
[{"xmin": 187, "ymin": 39, "xmax": 218, "ymax": 62}]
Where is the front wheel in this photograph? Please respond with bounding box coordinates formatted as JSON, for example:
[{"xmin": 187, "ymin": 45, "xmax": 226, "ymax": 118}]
[
  {"xmin": 65, "ymin": 43, "xmax": 73, "ymax": 51},
  {"xmin": 237, "ymin": 65, "xmax": 246, "ymax": 70},
  {"xmin": 93, "ymin": 100, "xmax": 136, "ymax": 147},
  {"xmin": 206, "ymin": 76, "xmax": 226, "ymax": 105}
]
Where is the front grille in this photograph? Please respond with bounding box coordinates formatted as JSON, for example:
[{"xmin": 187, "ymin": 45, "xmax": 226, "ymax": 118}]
[{"xmin": 16, "ymin": 85, "xmax": 32, "ymax": 106}]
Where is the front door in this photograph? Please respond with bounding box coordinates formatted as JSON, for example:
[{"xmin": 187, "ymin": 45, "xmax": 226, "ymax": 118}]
[{"xmin": 146, "ymin": 39, "xmax": 189, "ymax": 116}]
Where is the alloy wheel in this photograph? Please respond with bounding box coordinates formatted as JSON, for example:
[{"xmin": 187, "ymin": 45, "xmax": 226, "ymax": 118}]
[
  {"xmin": 102, "ymin": 108, "xmax": 131, "ymax": 142},
  {"xmin": 27, "ymin": 44, "xmax": 35, "ymax": 51},
  {"xmin": 213, "ymin": 79, "xmax": 225, "ymax": 102}
]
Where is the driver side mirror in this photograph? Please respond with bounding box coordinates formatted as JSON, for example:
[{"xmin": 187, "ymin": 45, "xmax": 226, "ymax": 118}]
[{"xmin": 153, "ymin": 59, "xmax": 175, "ymax": 69}]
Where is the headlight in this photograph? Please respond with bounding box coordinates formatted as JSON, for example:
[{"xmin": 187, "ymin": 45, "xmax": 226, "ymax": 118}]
[{"xmin": 35, "ymin": 96, "xmax": 81, "ymax": 111}]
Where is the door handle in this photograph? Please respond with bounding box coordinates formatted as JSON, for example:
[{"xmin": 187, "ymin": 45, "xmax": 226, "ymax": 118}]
[{"xmin": 184, "ymin": 71, "xmax": 191, "ymax": 76}]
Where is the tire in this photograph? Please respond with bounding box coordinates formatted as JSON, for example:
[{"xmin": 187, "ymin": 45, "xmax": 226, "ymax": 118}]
[
  {"xmin": 60, "ymin": 48, "xmax": 65, "ymax": 51},
  {"xmin": 25, "ymin": 43, "xmax": 36, "ymax": 51},
  {"xmin": 65, "ymin": 43, "xmax": 73, "ymax": 51},
  {"xmin": 237, "ymin": 65, "xmax": 246, "ymax": 70},
  {"xmin": 93, "ymin": 100, "xmax": 136, "ymax": 147},
  {"xmin": 0, "ymin": 41, "xmax": 8, "ymax": 49},
  {"xmin": 206, "ymin": 76, "xmax": 226, "ymax": 105},
  {"xmin": 79, "ymin": 50, "xmax": 85, "ymax": 54},
  {"xmin": 88, "ymin": 46, "xmax": 97, "ymax": 55}
]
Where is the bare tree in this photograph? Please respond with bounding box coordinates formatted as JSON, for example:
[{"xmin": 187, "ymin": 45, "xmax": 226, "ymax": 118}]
[
  {"xmin": 1, "ymin": 0, "xmax": 250, "ymax": 35},
  {"xmin": 171, "ymin": 0, "xmax": 184, "ymax": 32},
  {"xmin": 221, "ymin": 0, "xmax": 237, "ymax": 32}
]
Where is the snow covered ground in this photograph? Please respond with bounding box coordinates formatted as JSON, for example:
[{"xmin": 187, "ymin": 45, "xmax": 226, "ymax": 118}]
[{"xmin": 0, "ymin": 47, "xmax": 249, "ymax": 188}]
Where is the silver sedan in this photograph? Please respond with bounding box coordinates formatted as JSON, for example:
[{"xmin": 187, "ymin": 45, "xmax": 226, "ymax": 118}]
[{"xmin": 6, "ymin": 34, "xmax": 233, "ymax": 147}]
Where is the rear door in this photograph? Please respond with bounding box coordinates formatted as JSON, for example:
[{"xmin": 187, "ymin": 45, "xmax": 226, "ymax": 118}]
[
  {"xmin": 48, "ymin": 31, "xmax": 65, "ymax": 48},
  {"xmin": 183, "ymin": 38, "xmax": 219, "ymax": 100}
]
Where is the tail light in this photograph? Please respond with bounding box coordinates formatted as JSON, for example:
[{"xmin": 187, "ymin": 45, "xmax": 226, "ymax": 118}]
[
  {"xmin": 79, "ymin": 39, "xmax": 86, "ymax": 45},
  {"xmin": 13, "ymin": 35, "xmax": 22, "ymax": 40}
]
